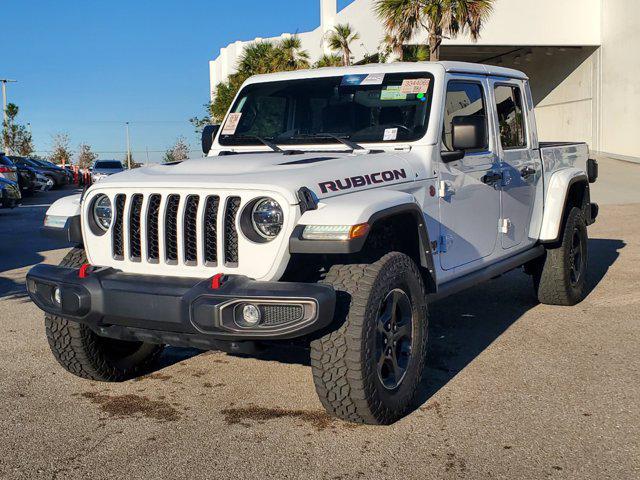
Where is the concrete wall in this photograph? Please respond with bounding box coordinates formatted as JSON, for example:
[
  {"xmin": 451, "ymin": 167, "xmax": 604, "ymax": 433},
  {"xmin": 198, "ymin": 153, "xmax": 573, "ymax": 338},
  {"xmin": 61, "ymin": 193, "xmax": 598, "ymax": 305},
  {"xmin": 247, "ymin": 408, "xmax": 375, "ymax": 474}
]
[
  {"xmin": 209, "ymin": 0, "xmax": 602, "ymax": 97},
  {"xmin": 599, "ymin": 0, "xmax": 640, "ymax": 160}
]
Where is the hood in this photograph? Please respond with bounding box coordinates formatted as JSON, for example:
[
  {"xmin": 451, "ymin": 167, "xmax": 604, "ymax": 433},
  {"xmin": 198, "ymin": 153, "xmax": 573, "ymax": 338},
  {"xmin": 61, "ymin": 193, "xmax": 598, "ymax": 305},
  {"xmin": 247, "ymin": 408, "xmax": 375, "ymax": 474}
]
[{"xmin": 94, "ymin": 150, "xmax": 416, "ymax": 203}]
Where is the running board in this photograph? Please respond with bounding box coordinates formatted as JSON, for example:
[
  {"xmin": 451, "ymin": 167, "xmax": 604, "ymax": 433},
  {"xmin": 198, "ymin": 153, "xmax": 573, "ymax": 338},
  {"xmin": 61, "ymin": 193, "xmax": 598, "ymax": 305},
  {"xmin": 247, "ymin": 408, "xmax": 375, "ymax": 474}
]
[{"xmin": 429, "ymin": 246, "xmax": 545, "ymax": 302}]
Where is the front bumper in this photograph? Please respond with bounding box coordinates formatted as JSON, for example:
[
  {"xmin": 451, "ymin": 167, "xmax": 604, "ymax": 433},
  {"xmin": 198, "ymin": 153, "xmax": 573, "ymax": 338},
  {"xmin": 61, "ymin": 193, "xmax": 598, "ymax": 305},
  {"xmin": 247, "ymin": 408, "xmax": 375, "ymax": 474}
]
[{"xmin": 26, "ymin": 265, "xmax": 336, "ymax": 346}]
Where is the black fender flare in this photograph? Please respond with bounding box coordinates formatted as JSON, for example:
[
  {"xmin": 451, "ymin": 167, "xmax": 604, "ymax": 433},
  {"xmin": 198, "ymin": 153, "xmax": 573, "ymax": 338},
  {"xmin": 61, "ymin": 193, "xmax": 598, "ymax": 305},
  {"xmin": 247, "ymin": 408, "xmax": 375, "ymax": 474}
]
[{"xmin": 289, "ymin": 203, "xmax": 437, "ymax": 291}]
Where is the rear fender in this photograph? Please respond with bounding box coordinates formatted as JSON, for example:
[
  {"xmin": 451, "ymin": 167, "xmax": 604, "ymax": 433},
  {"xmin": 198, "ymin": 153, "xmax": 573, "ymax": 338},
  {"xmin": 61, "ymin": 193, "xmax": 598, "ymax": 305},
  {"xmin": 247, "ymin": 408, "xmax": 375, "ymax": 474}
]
[{"xmin": 539, "ymin": 169, "xmax": 589, "ymax": 242}]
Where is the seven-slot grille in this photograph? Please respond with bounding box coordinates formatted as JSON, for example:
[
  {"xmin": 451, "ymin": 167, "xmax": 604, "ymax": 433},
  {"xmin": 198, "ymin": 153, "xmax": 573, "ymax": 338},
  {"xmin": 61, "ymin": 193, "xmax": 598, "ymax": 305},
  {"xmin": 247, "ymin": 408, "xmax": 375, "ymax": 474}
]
[{"xmin": 109, "ymin": 193, "xmax": 243, "ymax": 268}]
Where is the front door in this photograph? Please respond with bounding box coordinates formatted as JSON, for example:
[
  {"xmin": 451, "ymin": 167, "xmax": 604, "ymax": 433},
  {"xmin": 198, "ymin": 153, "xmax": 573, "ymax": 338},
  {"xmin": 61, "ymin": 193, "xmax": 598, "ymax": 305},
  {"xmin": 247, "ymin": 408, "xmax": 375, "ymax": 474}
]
[
  {"xmin": 438, "ymin": 78, "xmax": 501, "ymax": 271},
  {"xmin": 490, "ymin": 80, "xmax": 541, "ymax": 249}
]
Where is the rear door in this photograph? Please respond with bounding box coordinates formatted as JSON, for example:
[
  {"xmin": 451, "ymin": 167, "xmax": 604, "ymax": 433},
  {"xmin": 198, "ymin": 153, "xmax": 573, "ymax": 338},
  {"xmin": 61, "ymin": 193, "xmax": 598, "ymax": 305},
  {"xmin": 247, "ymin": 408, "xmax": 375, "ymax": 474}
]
[
  {"xmin": 438, "ymin": 77, "xmax": 501, "ymax": 270},
  {"xmin": 490, "ymin": 80, "xmax": 541, "ymax": 249}
]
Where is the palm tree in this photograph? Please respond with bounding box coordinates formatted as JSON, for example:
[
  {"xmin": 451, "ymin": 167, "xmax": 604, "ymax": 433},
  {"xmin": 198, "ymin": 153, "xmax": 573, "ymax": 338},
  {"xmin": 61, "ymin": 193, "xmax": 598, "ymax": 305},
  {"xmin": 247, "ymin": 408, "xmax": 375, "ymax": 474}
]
[
  {"xmin": 374, "ymin": 0, "xmax": 494, "ymax": 61},
  {"xmin": 276, "ymin": 35, "xmax": 310, "ymax": 70},
  {"xmin": 237, "ymin": 41, "xmax": 280, "ymax": 76},
  {"xmin": 326, "ymin": 23, "xmax": 360, "ymax": 66},
  {"xmin": 314, "ymin": 53, "xmax": 344, "ymax": 68}
]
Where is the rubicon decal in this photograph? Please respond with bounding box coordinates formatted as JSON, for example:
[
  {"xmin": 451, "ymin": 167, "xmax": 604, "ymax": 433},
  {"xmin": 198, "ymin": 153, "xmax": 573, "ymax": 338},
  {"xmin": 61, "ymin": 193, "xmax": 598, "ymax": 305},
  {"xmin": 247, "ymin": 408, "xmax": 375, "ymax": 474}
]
[{"xmin": 319, "ymin": 169, "xmax": 407, "ymax": 194}]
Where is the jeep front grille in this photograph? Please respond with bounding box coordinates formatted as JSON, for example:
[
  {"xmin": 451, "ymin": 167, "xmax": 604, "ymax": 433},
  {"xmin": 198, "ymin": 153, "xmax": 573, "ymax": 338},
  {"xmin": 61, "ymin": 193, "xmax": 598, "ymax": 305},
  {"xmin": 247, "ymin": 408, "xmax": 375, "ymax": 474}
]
[{"xmin": 110, "ymin": 193, "xmax": 243, "ymax": 268}]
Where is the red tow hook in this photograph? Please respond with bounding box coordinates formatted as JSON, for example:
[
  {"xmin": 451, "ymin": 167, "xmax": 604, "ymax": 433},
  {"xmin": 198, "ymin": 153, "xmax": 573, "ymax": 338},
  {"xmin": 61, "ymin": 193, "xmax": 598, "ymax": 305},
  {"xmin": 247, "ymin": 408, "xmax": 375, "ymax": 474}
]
[
  {"xmin": 210, "ymin": 273, "xmax": 226, "ymax": 290},
  {"xmin": 78, "ymin": 264, "xmax": 92, "ymax": 279}
]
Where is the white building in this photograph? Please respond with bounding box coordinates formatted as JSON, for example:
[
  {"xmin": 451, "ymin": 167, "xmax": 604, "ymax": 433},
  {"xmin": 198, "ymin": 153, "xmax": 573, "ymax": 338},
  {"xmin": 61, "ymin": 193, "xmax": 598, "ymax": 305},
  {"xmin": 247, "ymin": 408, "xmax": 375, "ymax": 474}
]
[{"xmin": 210, "ymin": 0, "xmax": 640, "ymax": 161}]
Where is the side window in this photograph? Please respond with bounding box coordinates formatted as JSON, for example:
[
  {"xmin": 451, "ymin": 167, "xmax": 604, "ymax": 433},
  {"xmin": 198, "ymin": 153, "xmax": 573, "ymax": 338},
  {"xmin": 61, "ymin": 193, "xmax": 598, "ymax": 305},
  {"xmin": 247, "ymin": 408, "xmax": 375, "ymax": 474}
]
[
  {"xmin": 442, "ymin": 81, "xmax": 488, "ymax": 152},
  {"xmin": 494, "ymin": 85, "xmax": 526, "ymax": 149}
]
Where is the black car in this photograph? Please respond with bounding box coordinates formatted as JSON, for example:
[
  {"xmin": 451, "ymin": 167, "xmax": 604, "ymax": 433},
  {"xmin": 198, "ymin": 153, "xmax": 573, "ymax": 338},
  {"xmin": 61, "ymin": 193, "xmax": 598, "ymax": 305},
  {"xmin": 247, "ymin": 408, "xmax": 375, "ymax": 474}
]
[
  {"xmin": 16, "ymin": 163, "xmax": 38, "ymax": 196},
  {"xmin": 10, "ymin": 157, "xmax": 68, "ymax": 188},
  {"xmin": 0, "ymin": 177, "xmax": 21, "ymax": 209}
]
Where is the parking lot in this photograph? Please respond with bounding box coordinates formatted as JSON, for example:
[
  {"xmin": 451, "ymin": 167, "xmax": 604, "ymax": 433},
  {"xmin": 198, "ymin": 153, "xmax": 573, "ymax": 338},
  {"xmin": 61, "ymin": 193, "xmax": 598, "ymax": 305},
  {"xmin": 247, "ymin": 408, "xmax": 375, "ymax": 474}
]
[{"xmin": 0, "ymin": 157, "xmax": 638, "ymax": 480}]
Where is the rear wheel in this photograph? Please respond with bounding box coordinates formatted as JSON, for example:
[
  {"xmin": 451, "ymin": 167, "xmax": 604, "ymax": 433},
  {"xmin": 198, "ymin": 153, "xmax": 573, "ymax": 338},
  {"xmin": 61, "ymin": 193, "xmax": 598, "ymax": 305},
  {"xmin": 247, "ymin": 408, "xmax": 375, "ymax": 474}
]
[
  {"xmin": 45, "ymin": 247, "xmax": 164, "ymax": 381},
  {"xmin": 310, "ymin": 252, "xmax": 428, "ymax": 425},
  {"xmin": 533, "ymin": 207, "xmax": 588, "ymax": 306}
]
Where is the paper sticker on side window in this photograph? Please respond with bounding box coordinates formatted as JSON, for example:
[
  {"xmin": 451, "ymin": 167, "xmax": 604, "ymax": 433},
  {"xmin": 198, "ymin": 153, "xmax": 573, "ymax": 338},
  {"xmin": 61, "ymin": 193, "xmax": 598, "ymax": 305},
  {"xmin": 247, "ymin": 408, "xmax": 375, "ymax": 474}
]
[
  {"xmin": 383, "ymin": 128, "xmax": 398, "ymax": 141},
  {"xmin": 400, "ymin": 78, "xmax": 431, "ymax": 94},
  {"xmin": 222, "ymin": 112, "xmax": 242, "ymax": 135},
  {"xmin": 380, "ymin": 86, "xmax": 407, "ymax": 101}
]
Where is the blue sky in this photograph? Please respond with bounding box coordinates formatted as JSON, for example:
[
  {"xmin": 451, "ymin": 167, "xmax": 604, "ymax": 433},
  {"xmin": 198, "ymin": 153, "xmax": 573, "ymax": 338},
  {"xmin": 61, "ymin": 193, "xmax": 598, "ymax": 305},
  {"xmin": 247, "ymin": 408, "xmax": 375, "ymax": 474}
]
[{"xmin": 3, "ymin": 0, "xmax": 355, "ymax": 163}]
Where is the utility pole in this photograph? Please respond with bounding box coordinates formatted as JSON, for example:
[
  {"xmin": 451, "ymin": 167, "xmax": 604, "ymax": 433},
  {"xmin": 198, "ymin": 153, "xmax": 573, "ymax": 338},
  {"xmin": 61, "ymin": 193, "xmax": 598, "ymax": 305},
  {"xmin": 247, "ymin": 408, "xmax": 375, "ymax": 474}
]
[
  {"xmin": 145, "ymin": 146, "xmax": 150, "ymax": 166},
  {"xmin": 125, "ymin": 122, "xmax": 131, "ymax": 169},
  {"xmin": 1, "ymin": 79, "xmax": 17, "ymax": 151}
]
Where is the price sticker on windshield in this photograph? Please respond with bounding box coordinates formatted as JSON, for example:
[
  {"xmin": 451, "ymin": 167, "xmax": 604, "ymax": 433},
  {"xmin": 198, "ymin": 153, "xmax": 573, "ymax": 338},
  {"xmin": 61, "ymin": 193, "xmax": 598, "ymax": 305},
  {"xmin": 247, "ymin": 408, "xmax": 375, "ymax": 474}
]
[
  {"xmin": 222, "ymin": 112, "xmax": 242, "ymax": 135},
  {"xmin": 400, "ymin": 78, "xmax": 431, "ymax": 94}
]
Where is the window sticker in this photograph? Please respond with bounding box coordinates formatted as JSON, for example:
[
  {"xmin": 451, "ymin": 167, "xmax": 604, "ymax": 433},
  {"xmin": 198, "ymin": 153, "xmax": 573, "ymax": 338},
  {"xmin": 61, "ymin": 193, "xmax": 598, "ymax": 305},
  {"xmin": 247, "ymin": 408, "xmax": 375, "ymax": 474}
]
[
  {"xmin": 380, "ymin": 86, "xmax": 407, "ymax": 101},
  {"xmin": 341, "ymin": 73, "xmax": 385, "ymax": 86},
  {"xmin": 400, "ymin": 78, "xmax": 431, "ymax": 94},
  {"xmin": 361, "ymin": 73, "xmax": 385, "ymax": 85},
  {"xmin": 221, "ymin": 112, "xmax": 242, "ymax": 135},
  {"xmin": 383, "ymin": 128, "xmax": 398, "ymax": 141},
  {"xmin": 341, "ymin": 74, "xmax": 368, "ymax": 86}
]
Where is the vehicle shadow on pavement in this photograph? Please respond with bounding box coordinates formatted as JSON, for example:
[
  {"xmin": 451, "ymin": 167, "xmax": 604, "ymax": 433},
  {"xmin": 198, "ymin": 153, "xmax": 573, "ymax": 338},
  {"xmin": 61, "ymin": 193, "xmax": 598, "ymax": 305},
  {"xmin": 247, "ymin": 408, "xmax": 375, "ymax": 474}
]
[
  {"xmin": 189, "ymin": 237, "xmax": 625, "ymax": 414},
  {"xmin": 415, "ymin": 237, "xmax": 625, "ymax": 408}
]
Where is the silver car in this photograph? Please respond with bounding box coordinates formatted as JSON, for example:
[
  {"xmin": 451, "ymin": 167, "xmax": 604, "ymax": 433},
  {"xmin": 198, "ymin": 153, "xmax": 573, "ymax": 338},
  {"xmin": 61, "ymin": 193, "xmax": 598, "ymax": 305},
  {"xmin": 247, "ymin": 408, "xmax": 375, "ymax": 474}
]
[{"xmin": 91, "ymin": 160, "xmax": 124, "ymax": 183}]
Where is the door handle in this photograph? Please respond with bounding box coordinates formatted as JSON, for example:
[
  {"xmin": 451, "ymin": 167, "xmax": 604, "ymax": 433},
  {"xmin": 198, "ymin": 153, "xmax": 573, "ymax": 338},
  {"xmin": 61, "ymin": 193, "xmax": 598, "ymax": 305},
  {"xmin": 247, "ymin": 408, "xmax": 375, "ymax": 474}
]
[
  {"xmin": 481, "ymin": 172, "xmax": 503, "ymax": 185},
  {"xmin": 520, "ymin": 166, "xmax": 536, "ymax": 178}
]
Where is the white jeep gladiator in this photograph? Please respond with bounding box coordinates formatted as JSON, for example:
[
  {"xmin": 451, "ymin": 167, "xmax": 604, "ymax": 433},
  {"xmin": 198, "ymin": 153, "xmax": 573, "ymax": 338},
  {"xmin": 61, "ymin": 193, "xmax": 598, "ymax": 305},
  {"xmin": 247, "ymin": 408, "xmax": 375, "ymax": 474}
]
[{"xmin": 28, "ymin": 62, "xmax": 599, "ymax": 425}]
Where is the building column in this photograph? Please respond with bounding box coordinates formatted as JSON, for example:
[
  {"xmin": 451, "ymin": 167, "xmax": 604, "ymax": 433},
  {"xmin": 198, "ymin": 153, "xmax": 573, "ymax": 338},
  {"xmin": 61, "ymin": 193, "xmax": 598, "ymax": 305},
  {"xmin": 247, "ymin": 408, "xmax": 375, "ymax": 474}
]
[{"xmin": 320, "ymin": 0, "xmax": 337, "ymax": 55}]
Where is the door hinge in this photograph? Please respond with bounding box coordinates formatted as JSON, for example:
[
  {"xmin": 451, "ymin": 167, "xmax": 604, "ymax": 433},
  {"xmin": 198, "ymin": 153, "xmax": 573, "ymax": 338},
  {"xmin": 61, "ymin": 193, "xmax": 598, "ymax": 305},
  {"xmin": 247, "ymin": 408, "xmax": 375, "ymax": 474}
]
[{"xmin": 499, "ymin": 218, "xmax": 512, "ymax": 234}]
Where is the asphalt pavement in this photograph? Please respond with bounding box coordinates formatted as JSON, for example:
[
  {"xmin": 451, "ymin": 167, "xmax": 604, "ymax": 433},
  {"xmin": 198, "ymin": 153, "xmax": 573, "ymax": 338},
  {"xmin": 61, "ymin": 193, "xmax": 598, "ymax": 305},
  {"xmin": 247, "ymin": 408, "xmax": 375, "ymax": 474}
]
[{"xmin": 0, "ymin": 158, "xmax": 638, "ymax": 479}]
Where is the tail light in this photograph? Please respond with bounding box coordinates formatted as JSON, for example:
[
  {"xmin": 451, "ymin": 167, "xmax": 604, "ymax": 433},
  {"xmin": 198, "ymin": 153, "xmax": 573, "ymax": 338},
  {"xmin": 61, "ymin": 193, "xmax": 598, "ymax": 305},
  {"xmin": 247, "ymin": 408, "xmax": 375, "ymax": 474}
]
[{"xmin": 0, "ymin": 166, "xmax": 14, "ymax": 173}]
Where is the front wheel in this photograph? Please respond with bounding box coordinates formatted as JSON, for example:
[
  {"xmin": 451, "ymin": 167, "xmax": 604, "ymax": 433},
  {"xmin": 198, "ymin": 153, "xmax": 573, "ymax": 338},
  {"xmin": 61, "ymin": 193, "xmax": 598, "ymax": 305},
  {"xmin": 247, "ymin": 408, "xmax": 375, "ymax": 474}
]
[
  {"xmin": 310, "ymin": 252, "xmax": 429, "ymax": 425},
  {"xmin": 45, "ymin": 247, "xmax": 164, "ymax": 381}
]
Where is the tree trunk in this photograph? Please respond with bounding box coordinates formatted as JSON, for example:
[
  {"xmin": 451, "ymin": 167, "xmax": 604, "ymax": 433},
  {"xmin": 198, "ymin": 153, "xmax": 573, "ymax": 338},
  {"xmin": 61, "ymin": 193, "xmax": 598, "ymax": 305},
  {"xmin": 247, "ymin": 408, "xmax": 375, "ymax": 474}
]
[
  {"xmin": 343, "ymin": 48, "xmax": 351, "ymax": 66},
  {"xmin": 429, "ymin": 33, "xmax": 440, "ymax": 62}
]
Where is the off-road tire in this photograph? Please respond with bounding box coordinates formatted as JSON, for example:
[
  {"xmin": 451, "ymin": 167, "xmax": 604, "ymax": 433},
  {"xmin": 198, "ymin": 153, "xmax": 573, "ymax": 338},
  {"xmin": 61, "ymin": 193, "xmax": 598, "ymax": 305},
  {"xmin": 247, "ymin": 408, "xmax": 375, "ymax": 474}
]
[
  {"xmin": 310, "ymin": 252, "xmax": 429, "ymax": 425},
  {"xmin": 534, "ymin": 207, "xmax": 588, "ymax": 306},
  {"xmin": 45, "ymin": 247, "xmax": 164, "ymax": 381}
]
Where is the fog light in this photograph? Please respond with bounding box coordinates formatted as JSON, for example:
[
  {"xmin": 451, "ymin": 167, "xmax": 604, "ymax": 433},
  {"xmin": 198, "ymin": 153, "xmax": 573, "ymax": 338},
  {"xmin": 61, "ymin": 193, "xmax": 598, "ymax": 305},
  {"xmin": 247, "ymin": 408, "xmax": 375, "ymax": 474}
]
[
  {"xmin": 53, "ymin": 287, "xmax": 62, "ymax": 306},
  {"xmin": 242, "ymin": 304, "xmax": 261, "ymax": 326}
]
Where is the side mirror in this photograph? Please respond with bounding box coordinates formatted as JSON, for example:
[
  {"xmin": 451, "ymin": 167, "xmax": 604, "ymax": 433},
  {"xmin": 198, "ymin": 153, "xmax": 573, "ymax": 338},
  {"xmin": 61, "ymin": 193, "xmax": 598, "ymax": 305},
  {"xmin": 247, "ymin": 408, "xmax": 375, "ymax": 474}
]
[
  {"xmin": 201, "ymin": 124, "xmax": 220, "ymax": 154},
  {"xmin": 441, "ymin": 116, "xmax": 487, "ymax": 163}
]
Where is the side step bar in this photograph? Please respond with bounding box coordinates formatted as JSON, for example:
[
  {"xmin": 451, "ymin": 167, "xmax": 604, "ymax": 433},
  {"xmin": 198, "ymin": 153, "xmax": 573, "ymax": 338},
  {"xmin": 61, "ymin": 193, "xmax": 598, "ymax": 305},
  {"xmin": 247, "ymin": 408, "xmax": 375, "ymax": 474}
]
[{"xmin": 429, "ymin": 245, "xmax": 545, "ymax": 302}]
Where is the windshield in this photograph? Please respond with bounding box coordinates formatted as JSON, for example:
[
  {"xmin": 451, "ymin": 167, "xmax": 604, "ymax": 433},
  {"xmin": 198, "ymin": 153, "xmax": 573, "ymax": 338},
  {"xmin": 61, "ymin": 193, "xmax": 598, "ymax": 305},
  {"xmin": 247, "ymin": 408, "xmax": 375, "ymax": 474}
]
[
  {"xmin": 94, "ymin": 161, "xmax": 123, "ymax": 169},
  {"xmin": 219, "ymin": 72, "xmax": 435, "ymax": 147}
]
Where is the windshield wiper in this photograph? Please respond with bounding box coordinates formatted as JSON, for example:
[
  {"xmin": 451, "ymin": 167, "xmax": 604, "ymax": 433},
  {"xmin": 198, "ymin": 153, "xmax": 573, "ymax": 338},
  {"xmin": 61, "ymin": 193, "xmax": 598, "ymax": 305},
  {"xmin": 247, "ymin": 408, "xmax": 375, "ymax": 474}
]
[
  {"xmin": 286, "ymin": 133, "xmax": 366, "ymax": 152},
  {"xmin": 234, "ymin": 135, "xmax": 283, "ymax": 153}
]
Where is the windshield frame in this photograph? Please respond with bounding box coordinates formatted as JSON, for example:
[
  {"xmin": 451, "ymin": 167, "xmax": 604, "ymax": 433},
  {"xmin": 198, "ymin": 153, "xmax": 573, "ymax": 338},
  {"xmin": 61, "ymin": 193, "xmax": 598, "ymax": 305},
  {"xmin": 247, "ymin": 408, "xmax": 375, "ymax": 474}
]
[{"xmin": 218, "ymin": 71, "xmax": 436, "ymax": 148}]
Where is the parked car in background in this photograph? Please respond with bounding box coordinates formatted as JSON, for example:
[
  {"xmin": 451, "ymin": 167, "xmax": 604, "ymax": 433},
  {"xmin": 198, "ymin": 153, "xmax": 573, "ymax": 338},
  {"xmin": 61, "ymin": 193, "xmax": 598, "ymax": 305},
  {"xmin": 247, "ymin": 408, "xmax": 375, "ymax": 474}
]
[
  {"xmin": 16, "ymin": 162, "xmax": 37, "ymax": 196},
  {"xmin": 34, "ymin": 172, "xmax": 54, "ymax": 191},
  {"xmin": 91, "ymin": 160, "xmax": 124, "ymax": 183},
  {"xmin": 0, "ymin": 177, "xmax": 21, "ymax": 209},
  {"xmin": 0, "ymin": 153, "xmax": 19, "ymax": 184},
  {"xmin": 10, "ymin": 157, "xmax": 68, "ymax": 188}
]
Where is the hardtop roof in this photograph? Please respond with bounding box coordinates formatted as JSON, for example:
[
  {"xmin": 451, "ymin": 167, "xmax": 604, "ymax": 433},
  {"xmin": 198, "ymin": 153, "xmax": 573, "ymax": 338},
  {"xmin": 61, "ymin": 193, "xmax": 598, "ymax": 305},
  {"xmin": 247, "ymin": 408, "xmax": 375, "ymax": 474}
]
[{"xmin": 244, "ymin": 61, "xmax": 528, "ymax": 85}]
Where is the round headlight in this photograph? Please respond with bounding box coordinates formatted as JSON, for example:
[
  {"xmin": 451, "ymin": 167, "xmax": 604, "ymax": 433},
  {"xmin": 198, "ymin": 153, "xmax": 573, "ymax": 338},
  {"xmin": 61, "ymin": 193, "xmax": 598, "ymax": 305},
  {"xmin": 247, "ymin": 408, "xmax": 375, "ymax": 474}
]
[
  {"xmin": 251, "ymin": 197, "xmax": 283, "ymax": 239},
  {"xmin": 93, "ymin": 194, "xmax": 113, "ymax": 231}
]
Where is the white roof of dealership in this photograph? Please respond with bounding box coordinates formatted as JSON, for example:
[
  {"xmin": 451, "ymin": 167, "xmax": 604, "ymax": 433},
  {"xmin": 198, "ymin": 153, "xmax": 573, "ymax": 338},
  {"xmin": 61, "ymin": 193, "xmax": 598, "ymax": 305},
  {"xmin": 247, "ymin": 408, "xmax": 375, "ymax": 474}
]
[{"xmin": 210, "ymin": 0, "xmax": 640, "ymax": 162}]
